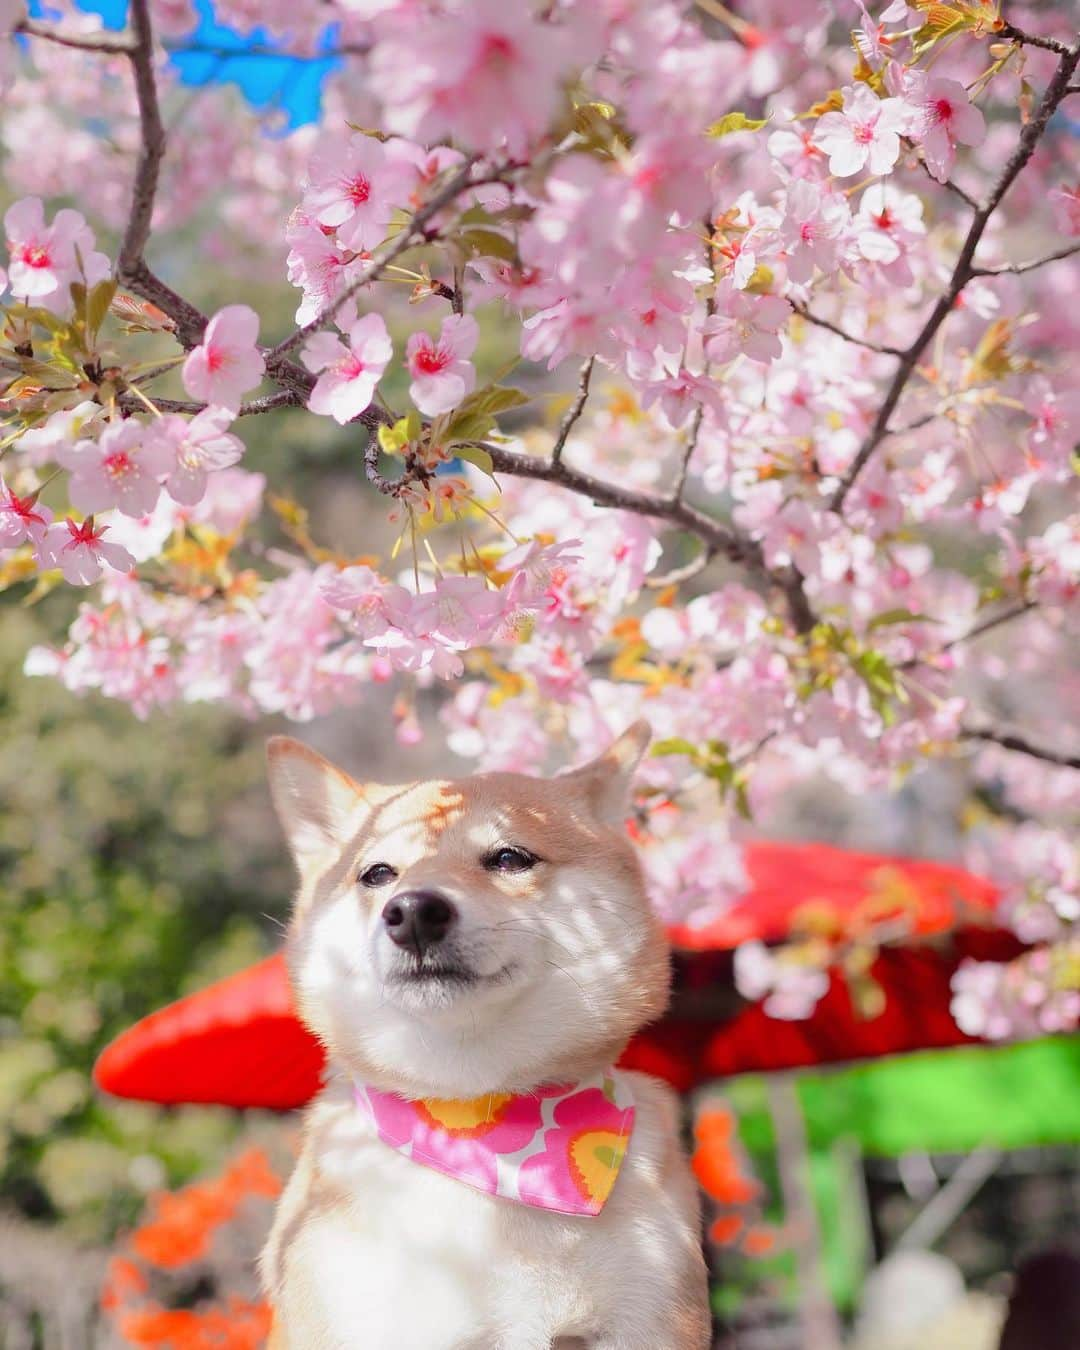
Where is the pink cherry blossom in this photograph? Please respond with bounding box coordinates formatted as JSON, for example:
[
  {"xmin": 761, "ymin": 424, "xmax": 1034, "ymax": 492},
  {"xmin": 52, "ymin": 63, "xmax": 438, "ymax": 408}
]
[
  {"xmin": 906, "ymin": 75, "xmax": 986, "ymax": 183},
  {"xmin": 3, "ymin": 196, "xmax": 110, "ymax": 311},
  {"xmin": 369, "ymin": 0, "xmax": 579, "ymax": 157},
  {"xmin": 778, "ymin": 180, "xmax": 850, "ymax": 285},
  {"xmin": 182, "ymin": 305, "xmax": 266, "ymax": 412},
  {"xmin": 813, "ymin": 83, "xmax": 906, "ymax": 178},
  {"xmin": 734, "ymin": 940, "xmax": 831, "ymax": 1021},
  {"xmin": 56, "ymin": 421, "xmax": 174, "ymax": 519},
  {"xmin": 101, "ymin": 497, "xmax": 183, "ymax": 564},
  {"xmin": 286, "ymin": 210, "xmax": 366, "ymax": 326},
  {"xmin": 1049, "ymin": 184, "xmax": 1080, "ymax": 236},
  {"xmin": 302, "ymin": 311, "xmax": 393, "ymax": 424},
  {"xmin": 144, "ymin": 406, "xmax": 246, "ymax": 506},
  {"xmin": 406, "ymin": 313, "xmax": 478, "ymax": 417},
  {"xmin": 320, "ymin": 563, "xmax": 402, "ymax": 640},
  {"xmin": 304, "ymin": 132, "xmax": 409, "ymax": 252},
  {"xmin": 187, "ymin": 468, "xmax": 265, "ymax": 535},
  {"xmin": 854, "ymin": 182, "xmax": 925, "ymax": 274},
  {"xmin": 0, "ymin": 477, "xmax": 53, "ymax": 547},
  {"xmin": 35, "ymin": 516, "xmax": 137, "ymax": 585},
  {"xmin": 703, "ymin": 282, "xmax": 791, "ymax": 366}
]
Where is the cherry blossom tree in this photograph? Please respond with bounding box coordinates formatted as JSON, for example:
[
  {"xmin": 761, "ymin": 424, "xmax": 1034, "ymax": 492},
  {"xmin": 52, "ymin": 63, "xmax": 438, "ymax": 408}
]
[{"xmin": 2, "ymin": 0, "xmax": 1078, "ymax": 1041}]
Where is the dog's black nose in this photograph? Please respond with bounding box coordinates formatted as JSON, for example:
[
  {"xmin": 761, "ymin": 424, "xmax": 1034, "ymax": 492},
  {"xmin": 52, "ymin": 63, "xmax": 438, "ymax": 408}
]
[{"xmin": 381, "ymin": 890, "xmax": 457, "ymax": 958}]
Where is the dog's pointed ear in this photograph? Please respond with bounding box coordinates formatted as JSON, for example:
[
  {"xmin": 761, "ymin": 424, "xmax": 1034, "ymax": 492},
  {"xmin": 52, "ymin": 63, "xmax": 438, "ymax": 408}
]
[
  {"xmin": 266, "ymin": 737, "xmax": 368, "ymax": 866},
  {"xmin": 564, "ymin": 719, "xmax": 651, "ymax": 824}
]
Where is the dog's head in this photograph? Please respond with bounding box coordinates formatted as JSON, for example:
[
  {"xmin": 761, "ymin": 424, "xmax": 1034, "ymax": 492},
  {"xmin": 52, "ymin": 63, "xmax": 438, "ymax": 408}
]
[{"xmin": 266, "ymin": 723, "xmax": 669, "ymax": 1098}]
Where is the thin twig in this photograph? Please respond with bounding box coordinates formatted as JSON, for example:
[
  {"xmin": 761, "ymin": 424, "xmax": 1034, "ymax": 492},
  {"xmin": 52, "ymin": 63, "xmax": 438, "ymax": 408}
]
[
  {"xmin": 551, "ymin": 357, "xmax": 595, "ymax": 466},
  {"xmin": 910, "ymin": 148, "xmax": 980, "ymax": 210},
  {"xmin": 119, "ymin": 390, "xmax": 300, "ymax": 417},
  {"xmin": 900, "ymin": 601, "xmax": 1035, "ymax": 670},
  {"xmin": 970, "ymin": 242, "xmax": 1080, "ymax": 276},
  {"xmin": 791, "ymin": 303, "xmax": 905, "ymax": 357},
  {"xmin": 831, "ymin": 39, "xmax": 1080, "ymax": 513},
  {"xmin": 14, "ymin": 17, "xmax": 136, "ymax": 53},
  {"xmin": 672, "ymin": 406, "xmax": 704, "ymax": 503},
  {"xmin": 999, "ymin": 21, "xmax": 1074, "ymax": 58},
  {"xmin": 643, "ymin": 548, "xmax": 714, "ymax": 589},
  {"xmin": 961, "ymin": 725, "xmax": 1080, "ymax": 771}
]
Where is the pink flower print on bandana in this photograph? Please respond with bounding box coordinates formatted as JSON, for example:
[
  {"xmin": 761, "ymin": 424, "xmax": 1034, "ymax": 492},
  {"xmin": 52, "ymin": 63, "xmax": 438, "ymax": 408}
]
[{"xmin": 354, "ymin": 1070, "xmax": 636, "ymax": 1217}]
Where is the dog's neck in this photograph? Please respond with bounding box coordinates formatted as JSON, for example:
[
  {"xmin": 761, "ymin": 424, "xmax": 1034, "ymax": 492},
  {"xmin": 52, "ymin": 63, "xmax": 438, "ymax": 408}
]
[
  {"xmin": 331, "ymin": 1049, "xmax": 626, "ymax": 1102},
  {"xmin": 351, "ymin": 1067, "xmax": 638, "ymax": 1216}
]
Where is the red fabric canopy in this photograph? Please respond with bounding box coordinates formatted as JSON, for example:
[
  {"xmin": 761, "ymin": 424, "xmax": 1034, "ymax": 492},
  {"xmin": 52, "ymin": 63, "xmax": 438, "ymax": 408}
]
[{"xmin": 94, "ymin": 841, "xmax": 1014, "ymax": 1109}]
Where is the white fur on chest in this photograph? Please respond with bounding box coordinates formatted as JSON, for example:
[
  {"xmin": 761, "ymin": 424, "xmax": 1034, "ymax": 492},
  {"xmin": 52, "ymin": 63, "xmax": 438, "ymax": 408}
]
[{"xmin": 269, "ymin": 1073, "xmax": 700, "ymax": 1350}]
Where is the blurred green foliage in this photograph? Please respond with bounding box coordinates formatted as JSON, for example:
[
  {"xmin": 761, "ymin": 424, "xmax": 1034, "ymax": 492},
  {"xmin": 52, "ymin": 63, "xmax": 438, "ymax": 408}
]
[{"xmin": 0, "ymin": 598, "xmax": 290, "ymax": 1242}]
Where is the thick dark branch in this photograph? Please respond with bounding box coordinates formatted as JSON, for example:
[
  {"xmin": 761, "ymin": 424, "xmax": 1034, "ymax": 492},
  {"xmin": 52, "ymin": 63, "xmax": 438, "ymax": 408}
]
[
  {"xmin": 970, "ymin": 242, "xmax": 1080, "ymax": 276},
  {"xmin": 117, "ymin": 0, "xmax": 165, "ymax": 281},
  {"xmin": 267, "ymin": 158, "xmax": 486, "ymax": 364},
  {"xmin": 120, "ymin": 263, "xmax": 209, "ymax": 350},
  {"xmin": 15, "ymin": 17, "xmax": 136, "ymax": 52},
  {"xmin": 480, "ymin": 442, "xmax": 816, "ymax": 632},
  {"xmin": 552, "ymin": 357, "xmax": 594, "ymax": 466},
  {"xmin": 961, "ymin": 725, "xmax": 1080, "ymax": 771},
  {"xmin": 831, "ymin": 40, "xmax": 1080, "ymax": 512},
  {"xmin": 791, "ymin": 303, "xmax": 905, "ymax": 357}
]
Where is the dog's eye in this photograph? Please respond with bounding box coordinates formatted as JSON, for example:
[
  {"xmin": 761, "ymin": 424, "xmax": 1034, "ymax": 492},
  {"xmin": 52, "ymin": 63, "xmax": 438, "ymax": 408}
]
[
  {"xmin": 359, "ymin": 863, "xmax": 397, "ymax": 887},
  {"xmin": 484, "ymin": 847, "xmax": 537, "ymax": 874}
]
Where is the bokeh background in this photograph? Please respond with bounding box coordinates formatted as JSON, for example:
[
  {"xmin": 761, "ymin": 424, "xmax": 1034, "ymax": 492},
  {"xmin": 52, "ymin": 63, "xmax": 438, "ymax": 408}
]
[{"xmin": 1, "ymin": 2, "xmax": 1078, "ymax": 1347}]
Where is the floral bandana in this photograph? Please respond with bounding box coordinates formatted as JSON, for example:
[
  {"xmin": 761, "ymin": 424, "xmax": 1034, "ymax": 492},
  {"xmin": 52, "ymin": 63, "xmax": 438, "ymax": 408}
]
[{"xmin": 353, "ymin": 1071, "xmax": 635, "ymax": 1217}]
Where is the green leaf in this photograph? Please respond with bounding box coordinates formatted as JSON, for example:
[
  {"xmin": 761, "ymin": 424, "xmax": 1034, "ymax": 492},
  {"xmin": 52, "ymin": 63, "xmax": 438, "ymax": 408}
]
[
  {"xmin": 86, "ymin": 280, "xmax": 118, "ymax": 338},
  {"xmin": 344, "ymin": 122, "xmax": 392, "ymax": 141},
  {"xmin": 651, "ymin": 737, "xmax": 699, "ymax": 759},
  {"xmin": 455, "ymin": 444, "xmax": 496, "ymax": 479},
  {"xmin": 707, "ymin": 112, "xmax": 768, "ymax": 138},
  {"xmin": 446, "ymin": 385, "xmax": 530, "ymax": 442},
  {"xmin": 867, "ymin": 608, "xmax": 941, "ymax": 631},
  {"xmin": 457, "ymin": 228, "xmax": 518, "ymax": 262},
  {"xmin": 377, "ymin": 416, "xmax": 413, "ymax": 456}
]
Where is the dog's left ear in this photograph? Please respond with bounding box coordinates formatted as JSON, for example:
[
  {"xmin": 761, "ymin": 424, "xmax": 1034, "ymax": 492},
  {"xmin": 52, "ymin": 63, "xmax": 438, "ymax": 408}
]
[
  {"xmin": 266, "ymin": 737, "xmax": 370, "ymax": 869},
  {"xmin": 563, "ymin": 719, "xmax": 651, "ymax": 825}
]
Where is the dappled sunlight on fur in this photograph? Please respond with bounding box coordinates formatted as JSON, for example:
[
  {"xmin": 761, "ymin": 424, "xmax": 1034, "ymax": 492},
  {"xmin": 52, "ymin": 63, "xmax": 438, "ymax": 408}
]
[{"xmin": 261, "ymin": 725, "xmax": 709, "ymax": 1348}]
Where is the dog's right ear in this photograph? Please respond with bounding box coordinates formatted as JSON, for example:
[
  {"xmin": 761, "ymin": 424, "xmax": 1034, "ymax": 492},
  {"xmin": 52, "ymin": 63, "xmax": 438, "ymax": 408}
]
[{"xmin": 266, "ymin": 737, "xmax": 367, "ymax": 867}]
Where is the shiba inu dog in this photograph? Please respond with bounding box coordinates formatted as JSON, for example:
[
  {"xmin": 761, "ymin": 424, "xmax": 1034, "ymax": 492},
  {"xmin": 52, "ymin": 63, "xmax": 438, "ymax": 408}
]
[{"xmin": 260, "ymin": 722, "xmax": 710, "ymax": 1349}]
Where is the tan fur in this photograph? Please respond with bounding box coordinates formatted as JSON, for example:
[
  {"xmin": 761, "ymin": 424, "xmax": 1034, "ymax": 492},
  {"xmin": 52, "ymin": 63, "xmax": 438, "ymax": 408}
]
[{"xmin": 261, "ymin": 725, "xmax": 710, "ymax": 1349}]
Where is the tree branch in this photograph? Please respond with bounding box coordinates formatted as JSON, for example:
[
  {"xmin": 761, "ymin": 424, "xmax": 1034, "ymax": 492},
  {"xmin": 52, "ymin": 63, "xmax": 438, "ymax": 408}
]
[
  {"xmin": 117, "ymin": 0, "xmax": 165, "ymax": 284},
  {"xmin": 552, "ymin": 357, "xmax": 594, "ymax": 466},
  {"xmin": 479, "ymin": 442, "xmax": 816, "ymax": 631},
  {"xmin": 643, "ymin": 548, "xmax": 714, "ymax": 589},
  {"xmin": 961, "ymin": 725, "xmax": 1080, "ymax": 771},
  {"xmin": 791, "ymin": 303, "xmax": 905, "ymax": 357},
  {"xmin": 900, "ymin": 601, "xmax": 1035, "ymax": 670},
  {"xmin": 831, "ymin": 39, "xmax": 1080, "ymax": 513},
  {"xmin": 671, "ymin": 406, "xmax": 704, "ymax": 504},
  {"xmin": 970, "ymin": 242, "xmax": 1080, "ymax": 276},
  {"xmin": 120, "ymin": 390, "xmax": 300, "ymax": 417},
  {"xmin": 908, "ymin": 145, "xmax": 980, "ymax": 210},
  {"xmin": 14, "ymin": 17, "xmax": 136, "ymax": 53},
  {"xmin": 998, "ymin": 21, "xmax": 1074, "ymax": 58}
]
